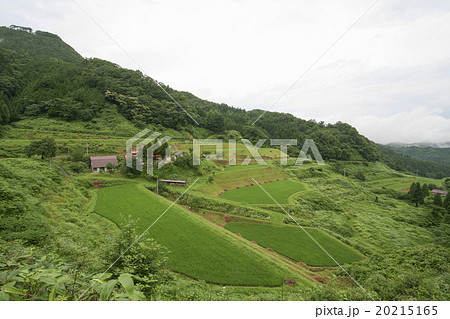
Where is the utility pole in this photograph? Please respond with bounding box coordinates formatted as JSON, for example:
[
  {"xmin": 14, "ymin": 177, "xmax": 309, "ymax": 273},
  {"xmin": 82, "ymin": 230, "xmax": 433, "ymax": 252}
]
[{"xmin": 86, "ymin": 139, "xmax": 89, "ymax": 155}]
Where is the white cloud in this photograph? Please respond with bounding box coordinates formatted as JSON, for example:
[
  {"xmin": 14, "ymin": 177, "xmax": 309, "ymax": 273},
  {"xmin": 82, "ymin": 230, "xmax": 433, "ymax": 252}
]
[
  {"xmin": 354, "ymin": 107, "xmax": 450, "ymax": 144},
  {"xmin": 1, "ymin": 0, "xmax": 449, "ymax": 143}
]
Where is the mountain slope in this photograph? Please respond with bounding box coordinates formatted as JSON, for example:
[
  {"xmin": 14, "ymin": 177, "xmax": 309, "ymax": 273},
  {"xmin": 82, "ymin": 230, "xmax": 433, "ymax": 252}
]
[
  {"xmin": 0, "ymin": 26, "xmax": 449, "ymax": 179},
  {"xmin": 0, "ymin": 26, "xmax": 82, "ymax": 63},
  {"xmin": 387, "ymin": 146, "xmax": 450, "ymax": 166},
  {"xmin": 380, "ymin": 145, "xmax": 450, "ymax": 179},
  {"xmin": 0, "ymin": 26, "xmax": 380, "ymax": 161}
]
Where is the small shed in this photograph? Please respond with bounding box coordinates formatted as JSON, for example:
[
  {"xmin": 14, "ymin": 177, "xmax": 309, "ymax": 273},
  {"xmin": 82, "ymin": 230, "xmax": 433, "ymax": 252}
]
[
  {"xmin": 90, "ymin": 156, "xmax": 118, "ymax": 172},
  {"xmin": 160, "ymin": 179, "xmax": 186, "ymax": 186},
  {"xmin": 432, "ymin": 189, "xmax": 448, "ymax": 197}
]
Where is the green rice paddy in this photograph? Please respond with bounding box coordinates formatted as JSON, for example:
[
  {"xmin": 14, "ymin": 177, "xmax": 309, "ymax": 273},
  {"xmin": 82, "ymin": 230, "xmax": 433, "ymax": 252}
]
[
  {"xmin": 94, "ymin": 184, "xmax": 288, "ymax": 286},
  {"xmin": 220, "ymin": 179, "xmax": 306, "ymax": 204},
  {"xmin": 225, "ymin": 222, "xmax": 364, "ymax": 266}
]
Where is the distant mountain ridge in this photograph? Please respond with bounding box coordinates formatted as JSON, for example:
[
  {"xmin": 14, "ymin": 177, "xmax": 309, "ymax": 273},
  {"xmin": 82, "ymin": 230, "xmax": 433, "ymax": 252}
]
[
  {"xmin": 385, "ymin": 145, "xmax": 450, "ymax": 167},
  {"xmin": 386, "ymin": 141, "xmax": 450, "ymax": 149}
]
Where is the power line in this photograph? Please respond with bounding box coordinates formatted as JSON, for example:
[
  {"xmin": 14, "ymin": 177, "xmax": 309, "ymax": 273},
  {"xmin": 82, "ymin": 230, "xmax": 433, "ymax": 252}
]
[
  {"xmin": 252, "ymin": 0, "xmax": 380, "ymax": 125},
  {"xmin": 72, "ymin": 0, "xmax": 199, "ymax": 125}
]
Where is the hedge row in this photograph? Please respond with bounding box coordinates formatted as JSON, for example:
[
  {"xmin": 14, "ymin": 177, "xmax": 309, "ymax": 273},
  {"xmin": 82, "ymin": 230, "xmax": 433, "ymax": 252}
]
[{"xmin": 168, "ymin": 190, "xmax": 271, "ymax": 220}]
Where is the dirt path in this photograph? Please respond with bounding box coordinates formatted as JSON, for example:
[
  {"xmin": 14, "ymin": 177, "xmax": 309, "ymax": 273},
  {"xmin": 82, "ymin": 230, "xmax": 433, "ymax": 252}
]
[{"xmin": 53, "ymin": 162, "xmax": 69, "ymax": 176}]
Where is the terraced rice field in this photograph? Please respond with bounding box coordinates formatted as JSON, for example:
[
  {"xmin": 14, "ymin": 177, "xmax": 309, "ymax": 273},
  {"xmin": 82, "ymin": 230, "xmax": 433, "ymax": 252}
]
[
  {"xmin": 94, "ymin": 184, "xmax": 289, "ymax": 286},
  {"xmin": 220, "ymin": 180, "xmax": 306, "ymax": 204},
  {"xmin": 225, "ymin": 223, "xmax": 364, "ymax": 266}
]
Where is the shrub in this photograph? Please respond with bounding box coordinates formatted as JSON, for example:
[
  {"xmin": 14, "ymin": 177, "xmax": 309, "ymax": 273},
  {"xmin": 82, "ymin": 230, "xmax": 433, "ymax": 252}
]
[
  {"xmin": 285, "ymin": 278, "xmax": 296, "ymax": 287},
  {"xmin": 69, "ymin": 161, "xmax": 86, "ymax": 173}
]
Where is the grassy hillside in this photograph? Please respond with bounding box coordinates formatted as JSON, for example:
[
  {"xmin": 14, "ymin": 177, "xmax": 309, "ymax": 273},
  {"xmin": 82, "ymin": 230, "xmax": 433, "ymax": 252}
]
[
  {"xmin": 286, "ymin": 164, "xmax": 438, "ymax": 253},
  {"xmin": 0, "ymin": 158, "xmax": 119, "ymax": 269}
]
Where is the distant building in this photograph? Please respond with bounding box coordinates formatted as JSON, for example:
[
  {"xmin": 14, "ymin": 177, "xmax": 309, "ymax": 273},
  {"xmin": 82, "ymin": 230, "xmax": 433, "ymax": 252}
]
[
  {"xmin": 160, "ymin": 179, "xmax": 186, "ymax": 186},
  {"xmin": 173, "ymin": 151, "xmax": 183, "ymax": 159},
  {"xmin": 432, "ymin": 189, "xmax": 448, "ymax": 197},
  {"xmin": 90, "ymin": 156, "xmax": 118, "ymax": 172}
]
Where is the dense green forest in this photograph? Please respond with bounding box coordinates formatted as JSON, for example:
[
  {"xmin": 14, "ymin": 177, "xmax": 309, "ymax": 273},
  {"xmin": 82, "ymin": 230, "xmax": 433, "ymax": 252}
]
[
  {"xmin": 1, "ymin": 26, "xmax": 448, "ymax": 179},
  {"xmin": 387, "ymin": 145, "xmax": 450, "ymax": 166},
  {"xmin": 379, "ymin": 146, "xmax": 450, "ymax": 179}
]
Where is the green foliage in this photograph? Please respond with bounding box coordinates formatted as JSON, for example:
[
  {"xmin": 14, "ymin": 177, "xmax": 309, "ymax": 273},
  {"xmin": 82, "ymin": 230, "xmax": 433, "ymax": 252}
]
[
  {"xmin": 0, "ymin": 26, "xmax": 83, "ymax": 63},
  {"xmin": 68, "ymin": 149, "xmax": 86, "ymax": 162},
  {"xmin": 444, "ymin": 195, "xmax": 450, "ymax": 213},
  {"xmin": 204, "ymin": 110, "xmax": 224, "ymax": 132},
  {"xmin": 422, "ymin": 183, "xmax": 430, "ymax": 198},
  {"xmin": 68, "ymin": 161, "xmax": 86, "ymax": 174},
  {"xmin": 0, "ymin": 98, "xmax": 10, "ymax": 124},
  {"xmin": 341, "ymin": 245, "xmax": 449, "ymax": 300},
  {"xmin": 445, "ymin": 178, "xmax": 450, "ymax": 190},
  {"xmin": 0, "ymin": 241, "xmax": 146, "ymax": 301},
  {"xmin": 380, "ymin": 145, "xmax": 450, "ymax": 179},
  {"xmin": 25, "ymin": 137, "xmax": 56, "ymax": 159},
  {"xmin": 240, "ymin": 125, "xmax": 269, "ymax": 144},
  {"xmin": 107, "ymin": 219, "xmax": 172, "ymax": 298},
  {"xmin": 409, "ymin": 182, "xmax": 425, "ymax": 207},
  {"xmin": 0, "ymin": 159, "xmax": 60, "ymax": 244},
  {"xmin": 355, "ymin": 171, "xmax": 366, "ymax": 181},
  {"xmin": 389, "ymin": 146, "xmax": 450, "ymax": 167},
  {"xmin": 433, "ymin": 194, "xmax": 443, "ymax": 207},
  {"xmin": 226, "ymin": 130, "xmax": 242, "ymax": 140},
  {"xmin": 106, "ymin": 162, "xmax": 116, "ymax": 172}
]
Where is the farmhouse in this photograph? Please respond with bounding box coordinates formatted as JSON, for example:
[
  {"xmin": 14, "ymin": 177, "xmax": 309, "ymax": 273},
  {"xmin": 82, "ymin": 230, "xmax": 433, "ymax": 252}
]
[
  {"xmin": 432, "ymin": 189, "xmax": 448, "ymax": 197},
  {"xmin": 90, "ymin": 156, "xmax": 118, "ymax": 172}
]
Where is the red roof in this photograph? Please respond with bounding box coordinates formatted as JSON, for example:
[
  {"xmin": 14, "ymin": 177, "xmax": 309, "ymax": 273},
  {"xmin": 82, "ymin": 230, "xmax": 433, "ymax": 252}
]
[{"xmin": 432, "ymin": 189, "xmax": 448, "ymax": 196}]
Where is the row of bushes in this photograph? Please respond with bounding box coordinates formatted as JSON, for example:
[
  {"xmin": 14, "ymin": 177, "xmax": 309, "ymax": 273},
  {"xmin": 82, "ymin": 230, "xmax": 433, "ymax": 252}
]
[{"xmin": 168, "ymin": 190, "xmax": 271, "ymax": 220}]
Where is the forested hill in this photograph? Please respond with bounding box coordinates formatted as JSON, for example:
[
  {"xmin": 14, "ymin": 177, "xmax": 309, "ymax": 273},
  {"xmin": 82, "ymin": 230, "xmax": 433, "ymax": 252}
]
[
  {"xmin": 0, "ymin": 26, "xmax": 82, "ymax": 63},
  {"xmin": 0, "ymin": 25, "xmax": 448, "ymax": 178},
  {"xmin": 379, "ymin": 146, "xmax": 450, "ymax": 179},
  {"xmin": 386, "ymin": 146, "xmax": 450, "ymax": 167}
]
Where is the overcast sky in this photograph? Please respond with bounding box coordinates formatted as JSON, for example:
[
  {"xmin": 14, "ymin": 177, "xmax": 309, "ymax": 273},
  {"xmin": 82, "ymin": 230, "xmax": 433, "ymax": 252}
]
[{"xmin": 2, "ymin": 0, "xmax": 450, "ymax": 144}]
